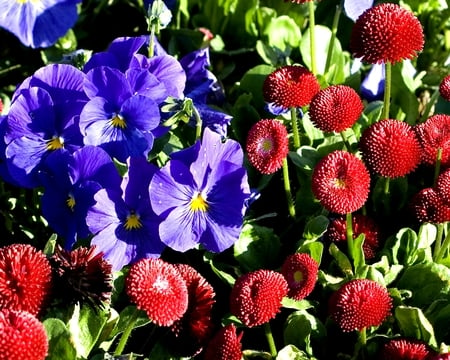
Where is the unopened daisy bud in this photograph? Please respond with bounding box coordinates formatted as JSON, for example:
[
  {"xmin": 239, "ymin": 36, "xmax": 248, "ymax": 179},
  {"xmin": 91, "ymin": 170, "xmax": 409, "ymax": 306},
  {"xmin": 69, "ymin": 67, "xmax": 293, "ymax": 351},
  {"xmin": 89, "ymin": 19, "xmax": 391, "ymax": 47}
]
[
  {"xmin": 439, "ymin": 75, "xmax": 450, "ymax": 102},
  {"xmin": 203, "ymin": 324, "xmax": 243, "ymax": 360},
  {"xmin": 281, "ymin": 253, "xmax": 319, "ymax": 300},
  {"xmin": 309, "ymin": 85, "xmax": 364, "ymax": 133},
  {"xmin": 263, "ymin": 65, "xmax": 320, "ymax": 109},
  {"xmin": 311, "ymin": 150, "xmax": 370, "ymax": 214},
  {"xmin": 329, "ymin": 278, "xmax": 392, "ymax": 332},
  {"xmin": 360, "ymin": 119, "xmax": 421, "ymax": 178},
  {"xmin": 230, "ymin": 269, "xmax": 288, "ymax": 327},
  {"xmin": 350, "ymin": 3, "xmax": 424, "ymax": 64},
  {"xmin": 246, "ymin": 119, "xmax": 289, "ymax": 174}
]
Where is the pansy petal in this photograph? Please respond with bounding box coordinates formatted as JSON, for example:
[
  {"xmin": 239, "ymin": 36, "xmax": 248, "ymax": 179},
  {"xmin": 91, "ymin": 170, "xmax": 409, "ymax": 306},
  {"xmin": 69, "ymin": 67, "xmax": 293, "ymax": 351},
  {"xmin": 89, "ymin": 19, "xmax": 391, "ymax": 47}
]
[
  {"xmin": 120, "ymin": 95, "xmax": 160, "ymax": 131},
  {"xmin": 84, "ymin": 66, "xmax": 132, "ymax": 103},
  {"xmin": 125, "ymin": 68, "xmax": 167, "ymax": 103},
  {"xmin": 147, "ymin": 55, "xmax": 186, "ymax": 98}
]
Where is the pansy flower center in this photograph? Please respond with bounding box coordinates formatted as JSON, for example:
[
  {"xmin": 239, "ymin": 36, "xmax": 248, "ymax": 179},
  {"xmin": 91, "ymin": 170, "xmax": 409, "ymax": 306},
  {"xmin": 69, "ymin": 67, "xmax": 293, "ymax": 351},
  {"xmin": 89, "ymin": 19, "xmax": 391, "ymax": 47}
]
[
  {"xmin": 190, "ymin": 192, "xmax": 208, "ymax": 212},
  {"xmin": 124, "ymin": 211, "xmax": 142, "ymax": 230},
  {"xmin": 66, "ymin": 194, "xmax": 76, "ymax": 211},
  {"xmin": 111, "ymin": 114, "xmax": 127, "ymax": 128},
  {"xmin": 47, "ymin": 136, "xmax": 64, "ymax": 150}
]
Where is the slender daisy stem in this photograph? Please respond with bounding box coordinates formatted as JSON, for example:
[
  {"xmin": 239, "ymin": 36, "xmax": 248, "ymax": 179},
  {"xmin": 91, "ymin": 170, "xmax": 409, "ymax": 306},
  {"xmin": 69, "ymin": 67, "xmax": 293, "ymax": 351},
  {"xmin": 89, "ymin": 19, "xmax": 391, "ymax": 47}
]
[
  {"xmin": 290, "ymin": 107, "xmax": 301, "ymax": 149},
  {"xmin": 346, "ymin": 212, "xmax": 354, "ymax": 259},
  {"xmin": 282, "ymin": 157, "xmax": 296, "ymax": 218},
  {"xmin": 436, "ymin": 224, "xmax": 450, "ymax": 262},
  {"xmin": 351, "ymin": 327, "xmax": 367, "ymax": 360},
  {"xmin": 381, "ymin": 62, "xmax": 392, "ymax": 120},
  {"xmin": 264, "ymin": 322, "xmax": 277, "ymax": 358},
  {"xmin": 308, "ymin": 0, "xmax": 317, "ymax": 75},
  {"xmin": 324, "ymin": 4, "xmax": 342, "ymax": 75},
  {"xmin": 114, "ymin": 307, "xmax": 140, "ymax": 356},
  {"xmin": 433, "ymin": 148, "xmax": 443, "ymax": 187},
  {"xmin": 340, "ymin": 130, "xmax": 353, "ymax": 152},
  {"xmin": 433, "ymin": 222, "xmax": 445, "ymax": 261}
]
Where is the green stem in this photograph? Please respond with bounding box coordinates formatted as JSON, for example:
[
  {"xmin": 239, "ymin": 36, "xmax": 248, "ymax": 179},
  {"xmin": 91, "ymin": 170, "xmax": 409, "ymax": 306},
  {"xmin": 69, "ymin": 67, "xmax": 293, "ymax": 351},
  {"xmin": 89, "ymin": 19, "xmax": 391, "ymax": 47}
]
[
  {"xmin": 264, "ymin": 322, "xmax": 277, "ymax": 358},
  {"xmin": 381, "ymin": 62, "xmax": 392, "ymax": 119},
  {"xmin": 384, "ymin": 177, "xmax": 390, "ymax": 196},
  {"xmin": 433, "ymin": 148, "xmax": 443, "ymax": 187},
  {"xmin": 324, "ymin": 4, "xmax": 342, "ymax": 75},
  {"xmin": 436, "ymin": 224, "xmax": 450, "ymax": 262},
  {"xmin": 308, "ymin": 0, "xmax": 317, "ymax": 75},
  {"xmin": 282, "ymin": 157, "xmax": 296, "ymax": 218},
  {"xmin": 346, "ymin": 212, "xmax": 354, "ymax": 260},
  {"xmin": 351, "ymin": 328, "xmax": 367, "ymax": 360},
  {"xmin": 114, "ymin": 308, "xmax": 140, "ymax": 356},
  {"xmin": 193, "ymin": 104, "xmax": 203, "ymax": 140},
  {"xmin": 340, "ymin": 130, "xmax": 353, "ymax": 152},
  {"xmin": 433, "ymin": 223, "xmax": 445, "ymax": 261},
  {"xmin": 290, "ymin": 107, "xmax": 301, "ymax": 149},
  {"xmin": 148, "ymin": 27, "xmax": 156, "ymax": 58},
  {"xmin": 419, "ymin": 87, "xmax": 440, "ymax": 123}
]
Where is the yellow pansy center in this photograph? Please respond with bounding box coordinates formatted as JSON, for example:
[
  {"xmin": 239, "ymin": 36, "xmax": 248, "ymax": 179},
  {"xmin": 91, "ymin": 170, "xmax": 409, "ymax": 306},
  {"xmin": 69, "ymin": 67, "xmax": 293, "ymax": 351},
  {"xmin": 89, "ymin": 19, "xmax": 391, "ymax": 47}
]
[
  {"xmin": 66, "ymin": 194, "xmax": 76, "ymax": 211},
  {"xmin": 190, "ymin": 192, "xmax": 208, "ymax": 212},
  {"xmin": 47, "ymin": 136, "xmax": 64, "ymax": 150},
  {"xmin": 111, "ymin": 114, "xmax": 127, "ymax": 128},
  {"xmin": 124, "ymin": 212, "xmax": 142, "ymax": 230}
]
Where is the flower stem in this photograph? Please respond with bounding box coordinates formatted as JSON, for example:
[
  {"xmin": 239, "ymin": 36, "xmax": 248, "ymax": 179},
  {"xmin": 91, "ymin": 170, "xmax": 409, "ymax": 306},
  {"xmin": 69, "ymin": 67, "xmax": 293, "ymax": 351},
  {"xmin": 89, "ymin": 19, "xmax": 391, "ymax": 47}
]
[
  {"xmin": 381, "ymin": 62, "xmax": 392, "ymax": 120},
  {"xmin": 433, "ymin": 147, "xmax": 443, "ymax": 187},
  {"xmin": 308, "ymin": 0, "xmax": 317, "ymax": 75},
  {"xmin": 435, "ymin": 224, "xmax": 450, "ymax": 262},
  {"xmin": 148, "ymin": 28, "xmax": 156, "ymax": 58},
  {"xmin": 290, "ymin": 107, "xmax": 301, "ymax": 150},
  {"xmin": 264, "ymin": 322, "xmax": 277, "ymax": 358},
  {"xmin": 324, "ymin": 4, "xmax": 342, "ymax": 75},
  {"xmin": 346, "ymin": 212, "xmax": 354, "ymax": 260},
  {"xmin": 351, "ymin": 327, "xmax": 367, "ymax": 360},
  {"xmin": 193, "ymin": 104, "xmax": 203, "ymax": 140},
  {"xmin": 282, "ymin": 157, "xmax": 296, "ymax": 218},
  {"xmin": 433, "ymin": 222, "xmax": 445, "ymax": 261},
  {"xmin": 419, "ymin": 87, "xmax": 440, "ymax": 123},
  {"xmin": 114, "ymin": 308, "xmax": 140, "ymax": 356}
]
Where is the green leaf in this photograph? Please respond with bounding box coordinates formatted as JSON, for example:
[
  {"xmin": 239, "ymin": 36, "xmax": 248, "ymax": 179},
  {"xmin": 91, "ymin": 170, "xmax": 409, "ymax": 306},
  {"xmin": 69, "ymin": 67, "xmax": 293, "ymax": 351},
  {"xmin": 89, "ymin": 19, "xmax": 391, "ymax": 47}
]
[
  {"xmin": 239, "ymin": 64, "xmax": 275, "ymax": 110},
  {"xmin": 43, "ymin": 318, "xmax": 77, "ymax": 360},
  {"xmin": 302, "ymin": 215, "xmax": 329, "ymax": 242},
  {"xmin": 203, "ymin": 252, "xmax": 236, "ymax": 286},
  {"xmin": 234, "ymin": 223, "xmax": 281, "ymax": 272},
  {"xmin": 297, "ymin": 241, "xmax": 324, "ymax": 266},
  {"xmin": 395, "ymin": 306, "xmax": 438, "ymax": 347},
  {"xmin": 328, "ymin": 243, "xmax": 353, "ymax": 277},
  {"xmin": 276, "ymin": 344, "xmax": 312, "ymax": 360},
  {"xmin": 381, "ymin": 227, "xmax": 421, "ymax": 266},
  {"xmin": 263, "ymin": 15, "xmax": 301, "ymax": 51},
  {"xmin": 281, "ymin": 298, "xmax": 316, "ymax": 311},
  {"xmin": 109, "ymin": 306, "xmax": 151, "ymax": 340}
]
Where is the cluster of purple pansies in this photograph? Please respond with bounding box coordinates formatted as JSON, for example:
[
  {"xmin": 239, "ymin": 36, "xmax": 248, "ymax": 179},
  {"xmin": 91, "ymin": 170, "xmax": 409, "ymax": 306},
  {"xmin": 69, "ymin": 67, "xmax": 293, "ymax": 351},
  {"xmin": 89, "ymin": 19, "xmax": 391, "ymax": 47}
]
[{"xmin": 0, "ymin": 35, "xmax": 251, "ymax": 270}]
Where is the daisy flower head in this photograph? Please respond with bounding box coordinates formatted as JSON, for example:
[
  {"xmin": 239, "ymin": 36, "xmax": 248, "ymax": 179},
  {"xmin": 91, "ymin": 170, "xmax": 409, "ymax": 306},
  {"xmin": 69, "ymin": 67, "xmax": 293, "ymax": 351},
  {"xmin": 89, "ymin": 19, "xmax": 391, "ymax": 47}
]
[
  {"xmin": 0, "ymin": 309, "xmax": 48, "ymax": 360},
  {"xmin": 263, "ymin": 65, "xmax": 320, "ymax": 109},
  {"xmin": 427, "ymin": 353, "xmax": 450, "ymax": 360},
  {"xmin": 325, "ymin": 213, "xmax": 380, "ymax": 260},
  {"xmin": 381, "ymin": 337, "xmax": 434, "ymax": 360},
  {"xmin": 230, "ymin": 269, "xmax": 288, "ymax": 327},
  {"xmin": 436, "ymin": 168, "xmax": 450, "ymax": 205},
  {"xmin": 309, "ymin": 85, "xmax": 364, "ymax": 133},
  {"xmin": 329, "ymin": 278, "xmax": 392, "ymax": 332},
  {"xmin": 350, "ymin": 3, "xmax": 424, "ymax": 64},
  {"xmin": 311, "ymin": 150, "xmax": 370, "ymax": 214},
  {"xmin": 203, "ymin": 324, "xmax": 243, "ymax": 360},
  {"xmin": 281, "ymin": 253, "xmax": 319, "ymax": 300},
  {"xmin": 245, "ymin": 119, "xmax": 289, "ymax": 174},
  {"xmin": 415, "ymin": 114, "xmax": 450, "ymax": 168},
  {"xmin": 0, "ymin": 244, "xmax": 52, "ymax": 316},
  {"xmin": 360, "ymin": 119, "xmax": 421, "ymax": 178},
  {"xmin": 409, "ymin": 187, "xmax": 450, "ymax": 224},
  {"xmin": 125, "ymin": 258, "xmax": 188, "ymax": 327},
  {"xmin": 50, "ymin": 245, "xmax": 113, "ymax": 308},
  {"xmin": 439, "ymin": 74, "xmax": 450, "ymax": 102}
]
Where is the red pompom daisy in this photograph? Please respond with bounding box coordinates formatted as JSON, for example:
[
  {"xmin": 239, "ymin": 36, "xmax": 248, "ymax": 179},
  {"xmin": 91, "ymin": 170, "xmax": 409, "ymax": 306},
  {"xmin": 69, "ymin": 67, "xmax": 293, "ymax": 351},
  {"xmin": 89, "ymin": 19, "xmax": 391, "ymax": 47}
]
[
  {"xmin": 309, "ymin": 85, "xmax": 364, "ymax": 133},
  {"xmin": 329, "ymin": 278, "xmax": 392, "ymax": 332},
  {"xmin": 325, "ymin": 213, "xmax": 381, "ymax": 260},
  {"xmin": 350, "ymin": 3, "xmax": 424, "ymax": 64},
  {"xmin": 415, "ymin": 114, "xmax": 450, "ymax": 168},
  {"xmin": 246, "ymin": 119, "xmax": 289, "ymax": 174},
  {"xmin": 263, "ymin": 65, "xmax": 320, "ymax": 109},
  {"xmin": 409, "ymin": 187, "xmax": 450, "ymax": 224},
  {"xmin": 0, "ymin": 243, "xmax": 52, "ymax": 316},
  {"xmin": 230, "ymin": 269, "xmax": 288, "ymax": 327},
  {"xmin": 168, "ymin": 263, "xmax": 216, "ymax": 357},
  {"xmin": 381, "ymin": 337, "xmax": 434, "ymax": 360},
  {"xmin": 125, "ymin": 258, "xmax": 188, "ymax": 327},
  {"xmin": 0, "ymin": 309, "xmax": 48, "ymax": 360},
  {"xmin": 203, "ymin": 324, "xmax": 243, "ymax": 360},
  {"xmin": 281, "ymin": 253, "xmax": 319, "ymax": 300},
  {"xmin": 360, "ymin": 119, "xmax": 421, "ymax": 178},
  {"xmin": 311, "ymin": 150, "xmax": 370, "ymax": 214},
  {"xmin": 439, "ymin": 75, "xmax": 450, "ymax": 102}
]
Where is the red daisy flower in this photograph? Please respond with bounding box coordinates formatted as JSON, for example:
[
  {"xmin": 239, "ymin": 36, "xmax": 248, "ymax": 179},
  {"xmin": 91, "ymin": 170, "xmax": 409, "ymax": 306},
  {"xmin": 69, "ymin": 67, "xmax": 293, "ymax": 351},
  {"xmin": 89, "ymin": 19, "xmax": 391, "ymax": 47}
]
[
  {"xmin": 168, "ymin": 263, "xmax": 216, "ymax": 357},
  {"xmin": 436, "ymin": 168, "xmax": 450, "ymax": 205},
  {"xmin": 230, "ymin": 269, "xmax": 288, "ymax": 327},
  {"xmin": 360, "ymin": 119, "xmax": 421, "ymax": 178},
  {"xmin": 203, "ymin": 324, "xmax": 243, "ymax": 360},
  {"xmin": 439, "ymin": 75, "xmax": 450, "ymax": 102},
  {"xmin": 309, "ymin": 85, "xmax": 364, "ymax": 133},
  {"xmin": 325, "ymin": 213, "xmax": 381, "ymax": 260},
  {"xmin": 415, "ymin": 114, "xmax": 450, "ymax": 168},
  {"xmin": 381, "ymin": 337, "xmax": 434, "ymax": 360},
  {"xmin": 0, "ymin": 309, "xmax": 48, "ymax": 360},
  {"xmin": 350, "ymin": 3, "xmax": 424, "ymax": 64},
  {"xmin": 427, "ymin": 353, "xmax": 450, "ymax": 360},
  {"xmin": 263, "ymin": 65, "xmax": 320, "ymax": 109},
  {"xmin": 311, "ymin": 150, "xmax": 370, "ymax": 214},
  {"xmin": 50, "ymin": 245, "xmax": 113, "ymax": 308},
  {"xmin": 281, "ymin": 253, "xmax": 319, "ymax": 300},
  {"xmin": 246, "ymin": 119, "xmax": 289, "ymax": 174},
  {"xmin": 0, "ymin": 243, "xmax": 52, "ymax": 316},
  {"xmin": 329, "ymin": 278, "xmax": 392, "ymax": 332},
  {"xmin": 409, "ymin": 187, "xmax": 450, "ymax": 224},
  {"xmin": 125, "ymin": 258, "xmax": 188, "ymax": 327}
]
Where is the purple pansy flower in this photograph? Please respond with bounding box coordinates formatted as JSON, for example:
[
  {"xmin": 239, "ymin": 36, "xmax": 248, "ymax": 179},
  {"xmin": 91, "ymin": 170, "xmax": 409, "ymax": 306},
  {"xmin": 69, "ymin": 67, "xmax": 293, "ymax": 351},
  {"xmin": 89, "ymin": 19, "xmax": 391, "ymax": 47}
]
[
  {"xmin": 361, "ymin": 63, "xmax": 385, "ymax": 102},
  {"xmin": 149, "ymin": 128, "xmax": 251, "ymax": 253},
  {"xmin": 87, "ymin": 157, "xmax": 165, "ymax": 270},
  {"xmin": 39, "ymin": 146, "xmax": 122, "ymax": 248},
  {"xmin": 0, "ymin": 0, "xmax": 81, "ymax": 48}
]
